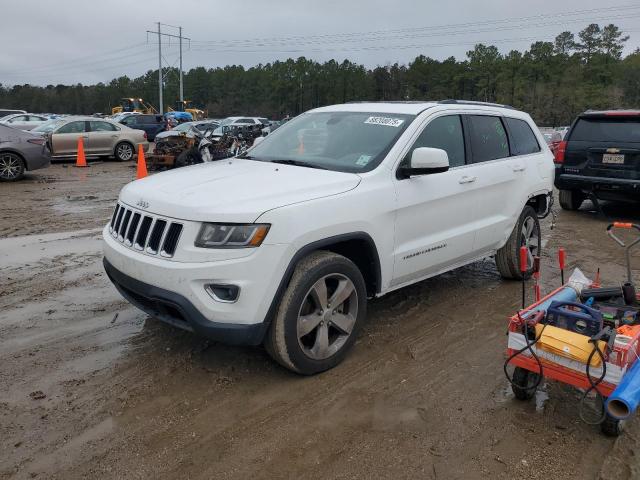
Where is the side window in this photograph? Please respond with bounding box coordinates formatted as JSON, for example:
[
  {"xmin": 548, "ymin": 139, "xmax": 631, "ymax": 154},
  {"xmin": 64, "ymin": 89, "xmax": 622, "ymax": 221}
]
[
  {"xmin": 57, "ymin": 121, "xmax": 86, "ymax": 134},
  {"xmin": 90, "ymin": 121, "xmax": 118, "ymax": 132},
  {"xmin": 504, "ymin": 117, "xmax": 540, "ymax": 156},
  {"xmin": 9, "ymin": 115, "xmax": 28, "ymax": 122},
  {"xmin": 467, "ymin": 115, "xmax": 509, "ymax": 163},
  {"xmin": 121, "ymin": 116, "xmax": 135, "ymax": 125},
  {"xmin": 403, "ymin": 115, "xmax": 466, "ymax": 168}
]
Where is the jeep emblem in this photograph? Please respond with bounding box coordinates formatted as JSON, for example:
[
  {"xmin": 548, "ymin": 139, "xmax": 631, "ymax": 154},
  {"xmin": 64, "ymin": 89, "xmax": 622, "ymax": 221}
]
[{"xmin": 136, "ymin": 199, "xmax": 149, "ymax": 209}]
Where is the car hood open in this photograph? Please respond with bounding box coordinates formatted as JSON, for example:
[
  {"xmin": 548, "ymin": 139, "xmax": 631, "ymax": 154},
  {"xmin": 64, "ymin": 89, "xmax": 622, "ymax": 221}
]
[{"xmin": 119, "ymin": 159, "xmax": 361, "ymax": 222}]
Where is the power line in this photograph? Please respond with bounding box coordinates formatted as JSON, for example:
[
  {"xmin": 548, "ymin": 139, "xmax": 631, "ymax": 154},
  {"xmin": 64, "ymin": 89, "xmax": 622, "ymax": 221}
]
[{"xmin": 189, "ymin": 4, "xmax": 640, "ymax": 48}]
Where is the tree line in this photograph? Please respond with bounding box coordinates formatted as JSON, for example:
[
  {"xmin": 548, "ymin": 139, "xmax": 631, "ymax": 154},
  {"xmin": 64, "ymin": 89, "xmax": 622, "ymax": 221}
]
[{"xmin": 1, "ymin": 23, "xmax": 638, "ymax": 126}]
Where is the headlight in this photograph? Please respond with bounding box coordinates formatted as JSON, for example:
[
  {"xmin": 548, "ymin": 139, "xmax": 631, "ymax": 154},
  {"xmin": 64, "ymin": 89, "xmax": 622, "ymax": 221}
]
[{"xmin": 195, "ymin": 223, "xmax": 270, "ymax": 248}]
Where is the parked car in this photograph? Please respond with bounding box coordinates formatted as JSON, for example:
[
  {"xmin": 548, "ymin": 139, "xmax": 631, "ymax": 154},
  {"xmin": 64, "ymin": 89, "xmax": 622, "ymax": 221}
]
[
  {"xmin": 32, "ymin": 117, "xmax": 148, "ymax": 161},
  {"xmin": 0, "ymin": 113, "xmax": 50, "ymax": 131},
  {"xmin": 554, "ymin": 110, "xmax": 640, "ymax": 209},
  {"xmin": 154, "ymin": 120, "xmax": 221, "ymax": 141},
  {"xmin": 0, "ymin": 124, "xmax": 51, "ymax": 181},
  {"xmin": 103, "ymin": 100, "xmax": 554, "ymax": 374},
  {"xmin": 119, "ymin": 114, "xmax": 166, "ymax": 142},
  {"xmin": 0, "ymin": 109, "xmax": 26, "ymax": 119}
]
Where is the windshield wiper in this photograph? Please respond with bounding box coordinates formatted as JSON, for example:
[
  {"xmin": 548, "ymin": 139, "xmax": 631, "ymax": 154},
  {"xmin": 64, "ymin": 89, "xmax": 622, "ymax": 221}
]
[
  {"xmin": 236, "ymin": 153, "xmax": 254, "ymax": 159},
  {"xmin": 269, "ymin": 159, "xmax": 328, "ymax": 170}
]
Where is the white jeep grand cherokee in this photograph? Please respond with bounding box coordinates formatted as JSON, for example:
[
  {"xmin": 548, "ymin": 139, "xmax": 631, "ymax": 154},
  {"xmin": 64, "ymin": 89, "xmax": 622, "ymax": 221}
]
[{"xmin": 103, "ymin": 100, "xmax": 554, "ymax": 374}]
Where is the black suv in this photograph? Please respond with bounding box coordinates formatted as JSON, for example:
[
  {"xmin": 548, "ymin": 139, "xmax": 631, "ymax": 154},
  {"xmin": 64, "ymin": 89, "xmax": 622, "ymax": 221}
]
[
  {"xmin": 119, "ymin": 114, "xmax": 165, "ymax": 142},
  {"xmin": 555, "ymin": 110, "xmax": 640, "ymax": 210}
]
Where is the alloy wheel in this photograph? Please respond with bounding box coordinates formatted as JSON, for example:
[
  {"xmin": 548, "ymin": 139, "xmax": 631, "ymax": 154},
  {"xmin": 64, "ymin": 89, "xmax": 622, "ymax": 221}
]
[
  {"xmin": 0, "ymin": 153, "xmax": 23, "ymax": 180},
  {"xmin": 297, "ymin": 273, "xmax": 358, "ymax": 360},
  {"xmin": 521, "ymin": 216, "xmax": 540, "ymax": 269},
  {"xmin": 117, "ymin": 144, "xmax": 133, "ymax": 161}
]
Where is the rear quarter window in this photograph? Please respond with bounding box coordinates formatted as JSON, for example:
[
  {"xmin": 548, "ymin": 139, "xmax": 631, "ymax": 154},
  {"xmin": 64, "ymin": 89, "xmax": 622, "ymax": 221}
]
[
  {"xmin": 504, "ymin": 117, "xmax": 540, "ymax": 155},
  {"xmin": 570, "ymin": 118, "xmax": 640, "ymax": 143}
]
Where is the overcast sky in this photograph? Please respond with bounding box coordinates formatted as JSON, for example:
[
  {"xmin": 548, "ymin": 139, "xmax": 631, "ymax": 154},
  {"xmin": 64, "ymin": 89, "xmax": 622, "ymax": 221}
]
[{"xmin": 1, "ymin": 0, "xmax": 639, "ymax": 86}]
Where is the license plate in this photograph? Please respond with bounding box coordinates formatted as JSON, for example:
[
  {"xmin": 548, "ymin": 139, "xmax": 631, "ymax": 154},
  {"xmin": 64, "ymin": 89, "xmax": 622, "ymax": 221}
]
[{"xmin": 602, "ymin": 153, "xmax": 625, "ymax": 164}]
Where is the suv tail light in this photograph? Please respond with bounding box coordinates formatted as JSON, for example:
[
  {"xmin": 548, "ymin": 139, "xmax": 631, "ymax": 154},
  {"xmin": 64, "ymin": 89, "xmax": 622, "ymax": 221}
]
[
  {"xmin": 554, "ymin": 140, "xmax": 567, "ymax": 164},
  {"xmin": 143, "ymin": 131, "xmax": 148, "ymax": 139}
]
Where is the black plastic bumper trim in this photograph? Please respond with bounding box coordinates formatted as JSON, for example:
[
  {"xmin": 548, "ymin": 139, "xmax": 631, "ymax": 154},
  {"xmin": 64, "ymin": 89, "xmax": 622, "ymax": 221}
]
[{"xmin": 103, "ymin": 258, "xmax": 267, "ymax": 345}]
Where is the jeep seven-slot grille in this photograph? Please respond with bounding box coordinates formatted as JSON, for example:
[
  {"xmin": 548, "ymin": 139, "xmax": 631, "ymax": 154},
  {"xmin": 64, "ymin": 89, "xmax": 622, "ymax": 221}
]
[{"xmin": 108, "ymin": 203, "xmax": 183, "ymax": 258}]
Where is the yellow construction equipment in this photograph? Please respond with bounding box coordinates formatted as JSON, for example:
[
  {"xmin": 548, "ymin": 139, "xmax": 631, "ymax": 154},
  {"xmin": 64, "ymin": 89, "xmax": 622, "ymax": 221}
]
[
  {"xmin": 111, "ymin": 98, "xmax": 158, "ymax": 115},
  {"xmin": 169, "ymin": 100, "xmax": 206, "ymax": 120}
]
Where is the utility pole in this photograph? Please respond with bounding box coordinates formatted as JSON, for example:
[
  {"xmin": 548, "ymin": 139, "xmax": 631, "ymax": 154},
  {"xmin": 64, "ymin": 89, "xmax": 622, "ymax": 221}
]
[
  {"xmin": 179, "ymin": 26, "xmax": 183, "ymax": 105},
  {"xmin": 157, "ymin": 22, "xmax": 163, "ymax": 114},
  {"xmin": 146, "ymin": 24, "xmax": 190, "ymax": 114}
]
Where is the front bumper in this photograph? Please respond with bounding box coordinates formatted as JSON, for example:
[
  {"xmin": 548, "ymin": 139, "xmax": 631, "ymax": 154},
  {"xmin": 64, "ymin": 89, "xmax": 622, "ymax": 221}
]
[
  {"xmin": 103, "ymin": 224, "xmax": 291, "ymax": 345},
  {"xmin": 104, "ymin": 258, "xmax": 267, "ymax": 345}
]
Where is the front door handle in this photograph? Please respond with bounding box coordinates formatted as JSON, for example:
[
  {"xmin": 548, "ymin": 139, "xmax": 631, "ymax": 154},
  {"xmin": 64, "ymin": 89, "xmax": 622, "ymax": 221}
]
[
  {"xmin": 512, "ymin": 164, "xmax": 526, "ymax": 172},
  {"xmin": 459, "ymin": 175, "xmax": 477, "ymax": 184}
]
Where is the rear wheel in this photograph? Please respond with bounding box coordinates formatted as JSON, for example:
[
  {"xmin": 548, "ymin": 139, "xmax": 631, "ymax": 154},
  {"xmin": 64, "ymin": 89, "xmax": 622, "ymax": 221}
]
[
  {"xmin": 265, "ymin": 251, "xmax": 367, "ymax": 375},
  {"xmin": 114, "ymin": 142, "xmax": 134, "ymax": 162},
  {"xmin": 495, "ymin": 206, "xmax": 541, "ymax": 280},
  {"xmin": 559, "ymin": 189, "xmax": 584, "ymax": 211},
  {"xmin": 0, "ymin": 152, "xmax": 25, "ymax": 181}
]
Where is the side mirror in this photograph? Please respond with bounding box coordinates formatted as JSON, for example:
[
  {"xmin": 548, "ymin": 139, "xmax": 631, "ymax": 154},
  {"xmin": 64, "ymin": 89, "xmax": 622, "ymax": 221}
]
[
  {"xmin": 400, "ymin": 147, "xmax": 450, "ymax": 178},
  {"xmin": 252, "ymin": 136, "xmax": 265, "ymax": 147}
]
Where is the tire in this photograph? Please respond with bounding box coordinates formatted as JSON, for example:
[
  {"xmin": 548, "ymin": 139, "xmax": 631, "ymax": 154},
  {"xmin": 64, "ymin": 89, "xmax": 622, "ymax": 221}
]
[
  {"xmin": 511, "ymin": 366, "xmax": 539, "ymax": 400},
  {"xmin": 0, "ymin": 152, "xmax": 25, "ymax": 181},
  {"xmin": 114, "ymin": 142, "xmax": 134, "ymax": 162},
  {"xmin": 601, "ymin": 412, "xmax": 624, "ymax": 437},
  {"xmin": 175, "ymin": 149, "xmax": 202, "ymax": 168},
  {"xmin": 264, "ymin": 251, "xmax": 367, "ymax": 375},
  {"xmin": 559, "ymin": 189, "xmax": 584, "ymax": 211},
  {"xmin": 495, "ymin": 206, "xmax": 541, "ymax": 280}
]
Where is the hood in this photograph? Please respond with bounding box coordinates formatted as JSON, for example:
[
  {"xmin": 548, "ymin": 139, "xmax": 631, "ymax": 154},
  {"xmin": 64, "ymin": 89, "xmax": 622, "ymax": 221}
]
[{"xmin": 119, "ymin": 159, "xmax": 361, "ymax": 222}]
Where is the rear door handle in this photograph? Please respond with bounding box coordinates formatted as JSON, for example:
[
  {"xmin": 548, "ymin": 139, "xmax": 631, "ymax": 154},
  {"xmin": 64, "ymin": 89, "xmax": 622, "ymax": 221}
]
[
  {"xmin": 512, "ymin": 164, "xmax": 526, "ymax": 172},
  {"xmin": 459, "ymin": 175, "xmax": 477, "ymax": 184}
]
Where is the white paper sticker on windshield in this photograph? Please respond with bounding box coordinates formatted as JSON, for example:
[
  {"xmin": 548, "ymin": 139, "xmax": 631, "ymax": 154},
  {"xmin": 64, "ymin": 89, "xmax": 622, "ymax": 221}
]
[
  {"xmin": 364, "ymin": 116, "xmax": 404, "ymax": 127},
  {"xmin": 356, "ymin": 155, "xmax": 372, "ymax": 166}
]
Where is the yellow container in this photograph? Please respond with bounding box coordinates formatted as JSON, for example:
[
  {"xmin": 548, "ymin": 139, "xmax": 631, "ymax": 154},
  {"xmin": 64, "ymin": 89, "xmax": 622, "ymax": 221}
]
[{"xmin": 535, "ymin": 324, "xmax": 607, "ymax": 367}]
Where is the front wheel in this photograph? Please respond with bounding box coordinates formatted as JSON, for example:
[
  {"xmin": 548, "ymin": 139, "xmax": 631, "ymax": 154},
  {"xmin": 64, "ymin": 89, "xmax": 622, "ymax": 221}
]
[
  {"xmin": 265, "ymin": 251, "xmax": 367, "ymax": 375},
  {"xmin": 495, "ymin": 205, "xmax": 541, "ymax": 280}
]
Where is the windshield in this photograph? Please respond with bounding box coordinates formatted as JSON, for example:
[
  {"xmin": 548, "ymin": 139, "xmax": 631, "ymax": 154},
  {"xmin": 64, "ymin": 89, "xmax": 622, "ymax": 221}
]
[
  {"xmin": 244, "ymin": 111, "xmax": 414, "ymax": 172},
  {"xmin": 32, "ymin": 119, "xmax": 65, "ymax": 133},
  {"xmin": 173, "ymin": 122, "xmax": 193, "ymax": 132}
]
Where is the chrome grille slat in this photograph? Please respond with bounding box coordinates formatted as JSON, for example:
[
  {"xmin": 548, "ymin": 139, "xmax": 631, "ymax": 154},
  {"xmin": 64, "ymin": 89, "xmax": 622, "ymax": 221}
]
[
  {"xmin": 135, "ymin": 216, "xmax": 153, "ymax": 250},
  {"xmin": 110, "ymin": 203, "xmax": 182, "ymax": 258},
  {"xmin": 125, "ymin": 212, "xmax": 141, "ymax": 246},
  {"xmin": 146, "ymin": 219, "xmax": 167, "ymax": 254},
  {"xmin": 161, "ymin": 224, "xmax": 183, "ymax": 257},
  {"xmin": 118, "ymin": 209, "xmax": 132, "ymax": 241}
]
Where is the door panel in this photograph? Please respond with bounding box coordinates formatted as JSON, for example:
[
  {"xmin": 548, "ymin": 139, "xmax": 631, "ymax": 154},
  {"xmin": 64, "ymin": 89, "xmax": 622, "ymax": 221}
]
[
  {"xmin": 392, "ymin": 167, "xmax": 482, "ymax": 287},
  {"xmin": 391, "ymin": 114, "xmax": 477, "ymax": 287},
  {"xmin": 87, "ymin": 121, "xmax": 119, "ymax": 154},
  {"xmin": 465, "ymin": 115, "xmax": 520, "ymax": 253},
  {"xmin": 51, "ymin": 121, "xmax": 87, "ymax": 156}
]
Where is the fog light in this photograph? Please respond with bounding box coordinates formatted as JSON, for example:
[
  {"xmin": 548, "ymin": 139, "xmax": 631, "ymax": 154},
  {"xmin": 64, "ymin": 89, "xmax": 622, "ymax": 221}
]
[{"xmin": 205, "ymin": 284, "xmax": 240, "ymax": 303}]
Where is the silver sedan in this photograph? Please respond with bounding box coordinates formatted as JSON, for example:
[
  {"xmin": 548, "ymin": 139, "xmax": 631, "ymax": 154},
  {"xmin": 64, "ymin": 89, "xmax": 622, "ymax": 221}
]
[
  {"xmin": 33, "ymin": 117, "xmax": 149, "ymax": 161},
  {"xmin": 0, "ymin": 113, "xmax": 50, "ymax": 130}
]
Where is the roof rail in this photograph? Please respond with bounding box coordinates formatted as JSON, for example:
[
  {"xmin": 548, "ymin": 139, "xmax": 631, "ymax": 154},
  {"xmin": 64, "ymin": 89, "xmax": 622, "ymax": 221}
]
[{"xmin": 437, "ymin": 99, "xmax": 516, "ymax": 110}]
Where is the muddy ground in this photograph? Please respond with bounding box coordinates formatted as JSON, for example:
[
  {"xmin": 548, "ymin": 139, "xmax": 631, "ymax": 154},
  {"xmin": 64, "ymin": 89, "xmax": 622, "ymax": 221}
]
[{"xmin": 1, "ymin": 161, "xmax": 640, "ymax": 479}]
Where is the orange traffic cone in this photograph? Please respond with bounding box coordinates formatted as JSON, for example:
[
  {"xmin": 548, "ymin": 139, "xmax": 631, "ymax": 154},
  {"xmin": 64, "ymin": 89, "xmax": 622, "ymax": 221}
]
[
  {"xmin": 75, "ymin": 137, "xmax": 88, "ymax": 167},
  {"xmin": 136, "ymin": 144, "xmax": 148, "ymax": 179}
]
